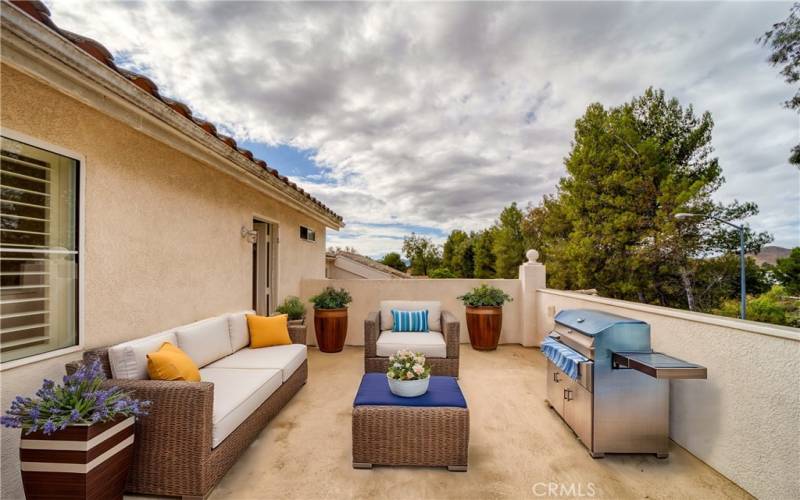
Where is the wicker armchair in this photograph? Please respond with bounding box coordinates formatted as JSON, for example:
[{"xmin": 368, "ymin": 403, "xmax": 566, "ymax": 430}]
[
  {"xmin": 364, "ymin": 304, "xmax": 460, "ymax": 377},
  {"xmin": 65, "ymin": 325, "xmax": 307, "ymax": 499}
]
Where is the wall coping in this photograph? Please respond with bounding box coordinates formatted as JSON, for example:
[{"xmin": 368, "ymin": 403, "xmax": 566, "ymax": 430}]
[{"xmin": 538, "ymin": 289, "xmax": 800, "ymax": 342}]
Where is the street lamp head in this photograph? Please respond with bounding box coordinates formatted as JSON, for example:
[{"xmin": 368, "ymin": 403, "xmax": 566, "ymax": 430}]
[{"xmin": 674, "ymin": 212, "xmax": 700, "ymax": 220}]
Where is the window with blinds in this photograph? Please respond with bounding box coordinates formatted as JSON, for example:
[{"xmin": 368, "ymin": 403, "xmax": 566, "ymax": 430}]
[{"xmin": 1, "ymin": 136, "xmax": 79, "ymax": 364}]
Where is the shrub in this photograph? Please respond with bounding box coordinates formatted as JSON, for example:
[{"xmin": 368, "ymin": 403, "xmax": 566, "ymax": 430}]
[
  {"xmin": 715, "ymin": 285, "xmax": 800, "ymax": 327},
  {"xmin": 457, "ymin": 284, "xmax": 513, "ymax": 307},
  {"xmin": 429, "ymin": 267, "xmax": 456, "ymax": 279},
  {"xmin": 1, "ymin": 360, "xmax": 149, "ymax": 435},
  {"xmin": 276, "ymin": 296, "xmax": 306, "ymax": 320},
  {"xmin": 309, "ymin": 286, "xmax": 352, "ymax": 309}
]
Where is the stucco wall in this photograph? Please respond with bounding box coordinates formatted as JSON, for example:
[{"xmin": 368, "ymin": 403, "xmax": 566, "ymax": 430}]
[
  {"xmin": 0, "ymin": 65, "xmax": 329, "ymax": 497},
  {"xmin": 536, "ymin": 289, "xmax": 800, "ymax": 500},
  {"xmin": 300, "ymin": 278, "xmax": 522, "ymax": 345}
]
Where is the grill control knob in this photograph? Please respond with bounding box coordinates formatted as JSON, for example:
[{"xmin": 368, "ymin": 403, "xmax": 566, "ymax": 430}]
[{"xmin": 577, "ymin": 318, "xmax": 584, "ymax": 323}]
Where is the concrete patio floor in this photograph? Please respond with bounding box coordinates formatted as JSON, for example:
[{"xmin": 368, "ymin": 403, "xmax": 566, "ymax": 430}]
[{"xmin": 131, "ymin": 345, "xmax": 749, "ymax": 499}]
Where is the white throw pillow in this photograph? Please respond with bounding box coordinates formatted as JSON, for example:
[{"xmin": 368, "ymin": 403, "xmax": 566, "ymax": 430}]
[{"xmin": 176, "ymin": 316, "xmax": 233, "ymax": 368}]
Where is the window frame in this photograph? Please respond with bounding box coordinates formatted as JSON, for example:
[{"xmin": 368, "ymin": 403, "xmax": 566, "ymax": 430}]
[
  {"xmin": 0, "ymin": 129, "xmax": 85, "ymax": 371},
  {"xmin": 300, "ymin": 225, "xmax": 316, "ymax": 242}
]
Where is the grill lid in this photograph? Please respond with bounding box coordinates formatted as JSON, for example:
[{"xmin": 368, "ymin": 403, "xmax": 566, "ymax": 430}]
[{"xmin": 554, "ymin": 309, "xmax": 646, "ymax": 336}]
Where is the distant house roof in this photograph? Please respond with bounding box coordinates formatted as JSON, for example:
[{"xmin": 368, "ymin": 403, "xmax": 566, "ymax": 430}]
[
  {"xmin": 7, "ymin": 0, "xmax": 342, "ymax": 225},
  {"xmin": 326, "ymin": 251, "xmax": 412, "ymax": 279}
]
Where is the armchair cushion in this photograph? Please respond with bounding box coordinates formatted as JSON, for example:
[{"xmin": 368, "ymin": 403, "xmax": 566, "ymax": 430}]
[
  {"xmin": 380, "ymin": 301, "xmax": 442, "ymax": 332},
  {"xmin": 199, "ymin": 367, "xmax": 282, "ymax": 448},
  {"xmin": 376, "ymin": 331, "xmax": 447, "ymax": 358}
]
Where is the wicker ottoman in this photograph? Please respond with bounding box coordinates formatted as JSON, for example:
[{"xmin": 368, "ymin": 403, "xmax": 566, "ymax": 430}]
[{"xmin": 352, "ymin": 373, "xmax": 469, "ymax": 471}]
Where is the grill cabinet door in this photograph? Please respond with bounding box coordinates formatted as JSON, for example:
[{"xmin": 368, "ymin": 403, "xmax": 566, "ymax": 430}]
[
  {"xmin": 564, "ymin": 381, "xmax": 592, "ymax": 448},
  {"xmin": 546, "ymin": 360, "xmax": 565, "ymax": 417}
]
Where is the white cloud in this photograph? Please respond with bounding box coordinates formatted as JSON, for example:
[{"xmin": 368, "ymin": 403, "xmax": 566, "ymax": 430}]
[{"xmin": 47, "ymin": 1, "xmax": 800, "ymax": 254}]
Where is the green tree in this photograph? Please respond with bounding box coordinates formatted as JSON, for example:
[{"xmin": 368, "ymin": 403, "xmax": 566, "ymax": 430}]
[
  {"xmin": 442, "ymin": 230, "xmax": 470, "ymax": 277},
  {"xmin": 379, "ymin": 252, "xmax": 407, "ymax": 273},
  {"xmin": 772, "ymin": 247, "xmax": 800, "ymax": 294},
  {"xmin": 492, "ymin": 202, "xmax": 526, "ymax": 278},
  {"xmin": 522, "ymin": 88, "xmax": 771, "ymax": 310},
  {"xmin": 472, "ymin": 228, "xmax": 497, "ymax": 279},
  {"xmin": 759, "ymin": 3, "xmax": 800, "ymax": 165},
  {"xmin": 402, "ymin": 233, "xmax": 442, "ymax": 276},
  {"xmin": 452, "ymin": 232, "xmax": 476, "ymax": 278}
]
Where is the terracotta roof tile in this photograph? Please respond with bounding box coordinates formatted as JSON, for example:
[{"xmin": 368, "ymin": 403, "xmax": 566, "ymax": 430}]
[{"xmin": 8, "ymin": 0, "xmax": 343, "ymax": 223}]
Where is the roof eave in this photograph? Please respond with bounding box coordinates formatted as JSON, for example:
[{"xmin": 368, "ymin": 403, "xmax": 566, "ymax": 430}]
[{"xmin": 0, "ymin": 3, "xmax": 344, "ymax": 229}]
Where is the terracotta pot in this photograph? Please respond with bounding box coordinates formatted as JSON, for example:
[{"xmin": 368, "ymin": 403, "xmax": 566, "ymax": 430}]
[
  {"xmin": 314, "ymin": 308, "xmax": 348, "ymax": 353},
  {"xmin": 465, "ymin": 306, "xmax": 503, "ymax": 350},
  {"xmin": 19, "ymin": 415, "xmax": 134, "ymax": 500}
]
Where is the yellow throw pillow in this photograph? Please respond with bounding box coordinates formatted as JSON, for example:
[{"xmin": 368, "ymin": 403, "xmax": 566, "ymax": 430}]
[
  {"xmin": 247, "ymin": 314, "xmax": 292, "ymax": 348},
  {"xmin": 146, "ymin": 342, "xmax": 201, "ymax": 382}
]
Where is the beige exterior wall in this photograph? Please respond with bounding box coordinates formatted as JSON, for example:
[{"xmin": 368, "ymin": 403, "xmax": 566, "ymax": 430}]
[
  {"xmin": 536, "ymin": 289, "xmax": 800, "ymax": 500},
  {"xmin": 300, "ymin": 278, "xmax": 523, "ymax": 345},
  {"xmin": 0, "ymin": 65, "xmax": 330, "ymax": 496}
]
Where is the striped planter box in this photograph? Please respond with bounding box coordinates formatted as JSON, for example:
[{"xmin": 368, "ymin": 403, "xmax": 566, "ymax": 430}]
[{"xmin": 19, "ymin": 416, "xmax": 134, "ymax": 500}]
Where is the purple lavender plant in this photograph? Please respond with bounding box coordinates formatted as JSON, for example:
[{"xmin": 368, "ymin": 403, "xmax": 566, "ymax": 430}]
[{"xmin": 1, "ymin": 360, "xmax": 150, "ymax": 435}]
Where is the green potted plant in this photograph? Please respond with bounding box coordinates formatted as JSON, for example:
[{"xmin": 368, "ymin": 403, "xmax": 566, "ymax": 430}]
[
  {"xmin": 276, "ymin": 295, "xmax": 306, "ymax": 326},
  {"xmin": 1, "ymin": 360, "xmax": 150, "ymax": 500},
  {"xmin": 309, "ymin": 286, "xmax": 352, "ymax": 353},
  {"xmin": 457, "ymin": 284, "xmax": 513, "ymax": 351}
]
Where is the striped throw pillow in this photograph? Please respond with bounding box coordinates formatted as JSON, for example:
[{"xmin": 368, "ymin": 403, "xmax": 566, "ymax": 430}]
[{"xmin": 391, "ymin": 309, "xmax": 429, "ymax": 333}]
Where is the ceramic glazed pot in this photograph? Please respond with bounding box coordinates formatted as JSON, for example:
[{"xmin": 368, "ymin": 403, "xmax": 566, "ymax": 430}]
[
  {"xmin": 313, "ymin": 308, "xmax": 348, "ymax": 352},
  {"xmin": 465, "ymin": 305, "xmax": 503, "ymax": 350},
  {"xmin": 19, "ymin": 415, "xmax": 134, "ymax": 500},
  {"xmin": 387, "ymin": 375, "xmax": 430, "ymax": 397}
]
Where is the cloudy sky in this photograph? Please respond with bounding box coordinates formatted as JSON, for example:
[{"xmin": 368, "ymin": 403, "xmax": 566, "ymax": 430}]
[{"xmin": 47, "ymin": 1, "xmax": 799, "ymax": 256}]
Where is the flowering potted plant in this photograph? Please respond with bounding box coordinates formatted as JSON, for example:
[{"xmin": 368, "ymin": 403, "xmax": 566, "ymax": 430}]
[
  {"xmin": 309, "ymin": 286, "xmax": 352, "ymax": 353},
  {"xmin": 386, "ymin": 350, "xmax": 432, "ymax": 397},
  {"xmin": 1, "ymin": 360, "xmax": 150, "ymax": 500},
  {"xmin": 458, "ymin": 284, "xmax": 513, "ymax": 351}
]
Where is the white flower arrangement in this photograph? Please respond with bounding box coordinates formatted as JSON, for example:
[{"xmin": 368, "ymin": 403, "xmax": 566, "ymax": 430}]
[{"xmin": 386, "ymin": 349, "xmax": 431, "ymax": 381}]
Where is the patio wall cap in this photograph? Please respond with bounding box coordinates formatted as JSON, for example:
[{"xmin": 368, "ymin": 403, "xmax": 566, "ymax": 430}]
[{"xmin": 538, "ymin": 288, "xmax": 800, "ymax": 342}]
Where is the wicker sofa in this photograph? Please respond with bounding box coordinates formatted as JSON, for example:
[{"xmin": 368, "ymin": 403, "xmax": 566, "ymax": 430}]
[
  {"xmin": 364, "ymin": 300, "xmax": 460, "ymax": 377},
  {"xmin": 66, "ymin": 311, "xmax": 307, "ymax": 499}
]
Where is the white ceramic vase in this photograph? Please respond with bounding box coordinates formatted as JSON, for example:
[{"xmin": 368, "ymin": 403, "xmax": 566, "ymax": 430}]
[{"xmin": 387, "ymin": 374, "xmax": 430, "ymax": 397}]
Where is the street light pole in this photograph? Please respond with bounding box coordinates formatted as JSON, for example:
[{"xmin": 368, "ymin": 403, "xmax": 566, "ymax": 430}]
[{"xmin": 675, "ymin": 213, "xmax": 747, "ymax": 320}]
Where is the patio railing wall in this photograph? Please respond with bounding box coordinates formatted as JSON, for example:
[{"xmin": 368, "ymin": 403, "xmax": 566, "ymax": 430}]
[{"xmin": 535, "ymin": 289, "xmax": 800, "ymax": 500}]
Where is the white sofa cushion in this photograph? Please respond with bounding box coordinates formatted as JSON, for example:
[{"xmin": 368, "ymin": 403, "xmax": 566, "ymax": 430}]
[
  {"xmin": 380, "ymin": 301, "xmax": 441, "ymax": 332},
  {"xmin": 376, "ymin": 331, "xmax": 447, "ymax": 358},
  {"xmin": 108, "ymin": 330, "xmax": 178, "ymax": 380},
  {"xmin": 206, "ymin": 344, "xmax": 306, "ymax": 382},
  {"xmin": 227, "ymin": 310, "xmax": 255, "ymax": 351},
  {"xmin": 199, "ymin": 367, "xmax": 282, "ymax": 448},
  {"xmin": 176, "ymin": 316, "xmax": 233, "ymax": 368}
]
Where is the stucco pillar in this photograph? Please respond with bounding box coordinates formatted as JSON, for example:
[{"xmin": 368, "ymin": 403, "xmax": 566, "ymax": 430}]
[{"xmin": 519, "ymin": 250, "xmax": 546, "ymax": 347}]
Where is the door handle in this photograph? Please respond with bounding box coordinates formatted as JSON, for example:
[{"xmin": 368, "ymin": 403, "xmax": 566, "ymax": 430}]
[
  {"xmin": 563, "ymin": 388, "xmax": 572, "ymax": 401},
  {"xmin": 553, "ymin": 372, "xmax": 560, "ymax": 383}
]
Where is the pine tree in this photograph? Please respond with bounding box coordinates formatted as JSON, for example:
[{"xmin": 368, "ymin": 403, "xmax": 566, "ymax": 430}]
[{"xmin": 492, "ymin": 203, "xmax": 526, "ymax": 278}]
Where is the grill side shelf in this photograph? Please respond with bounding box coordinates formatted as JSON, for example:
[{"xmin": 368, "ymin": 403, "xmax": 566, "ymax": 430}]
[{"xmin": 612, "ymin": 352, "xmax": 707, "ymax": 379}]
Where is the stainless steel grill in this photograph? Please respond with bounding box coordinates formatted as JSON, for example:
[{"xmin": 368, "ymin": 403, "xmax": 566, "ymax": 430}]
[{"xmin": 545, "ymin": 309, "xmax": 707, "ymax": 458}]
